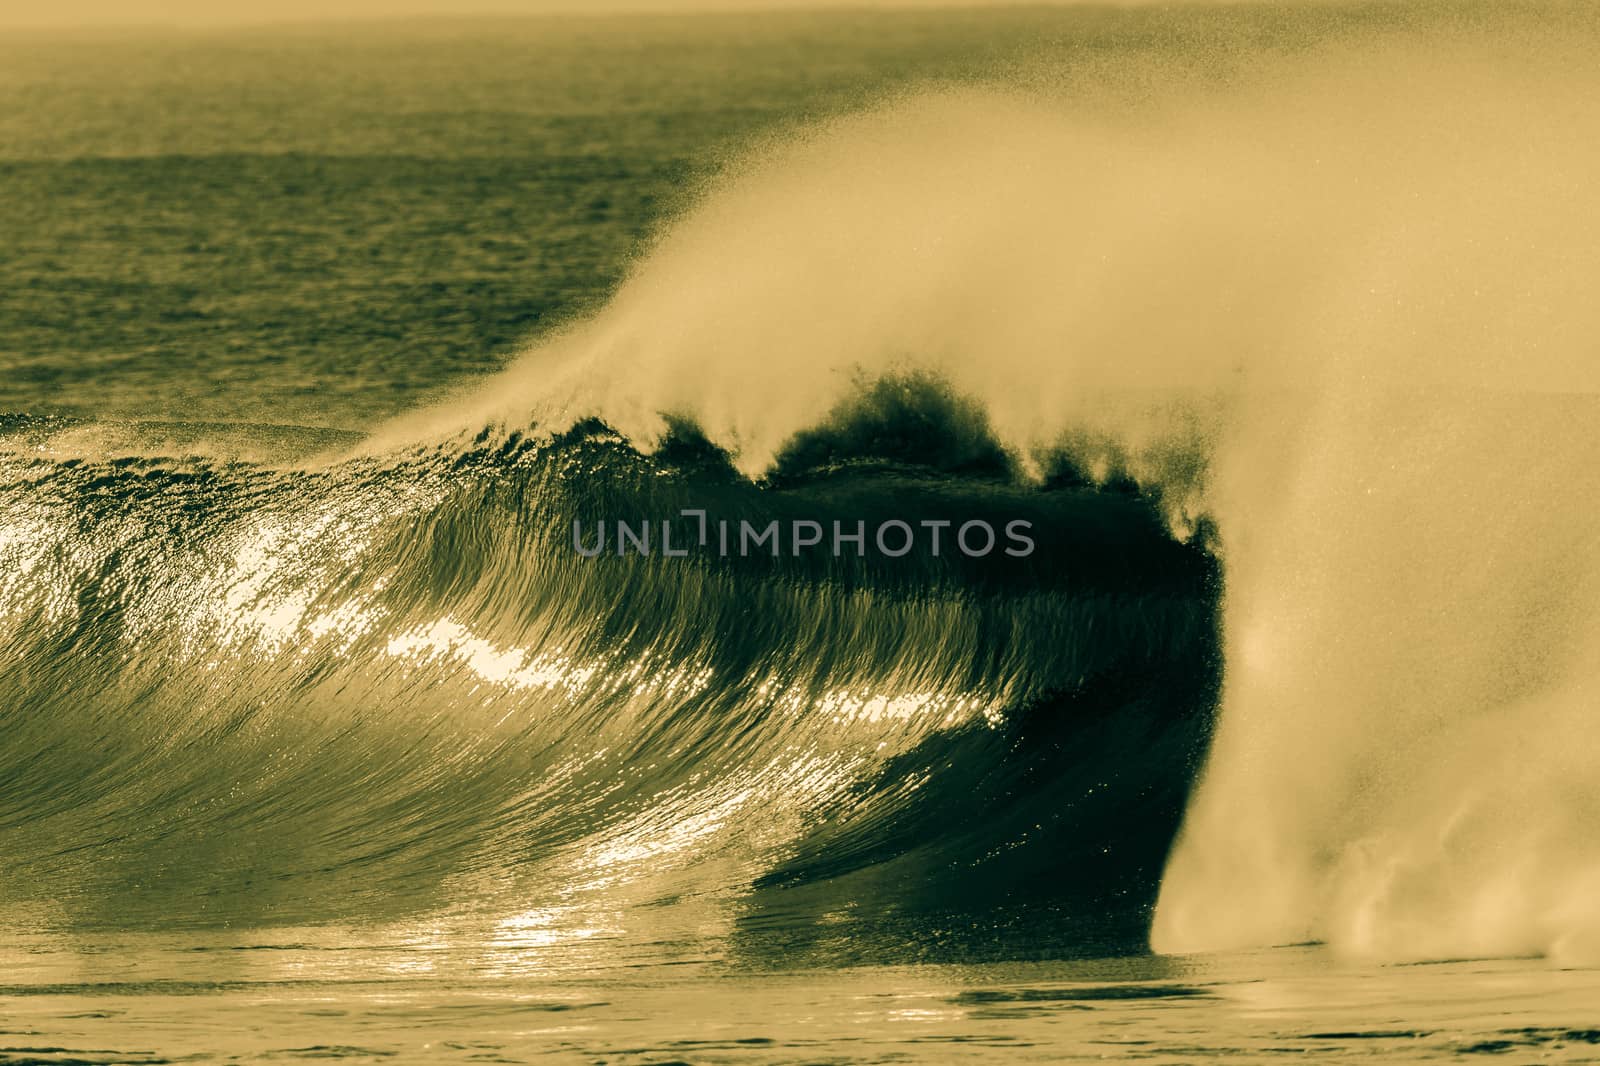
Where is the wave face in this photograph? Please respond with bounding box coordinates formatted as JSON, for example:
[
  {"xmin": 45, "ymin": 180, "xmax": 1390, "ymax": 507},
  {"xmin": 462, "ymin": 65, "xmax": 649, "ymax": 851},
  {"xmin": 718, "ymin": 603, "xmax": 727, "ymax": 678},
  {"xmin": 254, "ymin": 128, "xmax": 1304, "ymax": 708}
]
[
  {"xmin": 0, "ymin": 412, "xmax": 1217, "ymax": 962},
  {"xmin": 372, "ymin": 11, "xmax": 1600, "ymax": 963}
]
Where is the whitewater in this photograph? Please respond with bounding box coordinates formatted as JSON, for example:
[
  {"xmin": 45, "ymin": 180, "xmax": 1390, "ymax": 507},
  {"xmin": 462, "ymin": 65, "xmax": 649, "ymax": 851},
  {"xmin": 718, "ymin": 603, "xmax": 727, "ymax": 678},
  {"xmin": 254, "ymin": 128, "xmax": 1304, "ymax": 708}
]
[{"xmin": 369, "ymin": 24, "xmax": 1600, "ymax": 963}]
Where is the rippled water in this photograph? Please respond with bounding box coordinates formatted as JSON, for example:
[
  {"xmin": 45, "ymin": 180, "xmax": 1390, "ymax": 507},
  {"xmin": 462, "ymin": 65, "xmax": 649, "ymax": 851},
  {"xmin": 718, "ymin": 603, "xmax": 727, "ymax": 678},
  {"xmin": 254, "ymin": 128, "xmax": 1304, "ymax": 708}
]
[{"xmin": 6, "ymin": 936, "xmax": 1600, "ymax": 1063}]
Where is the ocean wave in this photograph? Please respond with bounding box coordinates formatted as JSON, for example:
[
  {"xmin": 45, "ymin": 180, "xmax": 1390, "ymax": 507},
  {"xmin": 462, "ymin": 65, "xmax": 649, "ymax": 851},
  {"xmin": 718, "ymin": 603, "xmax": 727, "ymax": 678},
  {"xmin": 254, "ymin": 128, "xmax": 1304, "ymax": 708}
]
[{"xmin": 0, "ymin": 399, "xmax": 1217, "ymax": 956}]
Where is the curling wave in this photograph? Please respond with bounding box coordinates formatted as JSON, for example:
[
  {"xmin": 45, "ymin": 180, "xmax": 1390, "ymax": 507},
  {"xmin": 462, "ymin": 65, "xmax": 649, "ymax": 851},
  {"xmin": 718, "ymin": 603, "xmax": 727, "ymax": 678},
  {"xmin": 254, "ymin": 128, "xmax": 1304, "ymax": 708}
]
[{"xmin": 0, "ymin": 405, "xmax": 1217, "ymax": 962}]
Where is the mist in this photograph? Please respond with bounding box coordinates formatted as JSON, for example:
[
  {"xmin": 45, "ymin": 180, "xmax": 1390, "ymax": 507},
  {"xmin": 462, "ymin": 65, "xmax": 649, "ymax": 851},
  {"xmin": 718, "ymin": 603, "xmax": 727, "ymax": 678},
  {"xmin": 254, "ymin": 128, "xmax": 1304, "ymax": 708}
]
[{"xmin": 391, "ymin": 10, "xmax": 1600, "ymax": 962}]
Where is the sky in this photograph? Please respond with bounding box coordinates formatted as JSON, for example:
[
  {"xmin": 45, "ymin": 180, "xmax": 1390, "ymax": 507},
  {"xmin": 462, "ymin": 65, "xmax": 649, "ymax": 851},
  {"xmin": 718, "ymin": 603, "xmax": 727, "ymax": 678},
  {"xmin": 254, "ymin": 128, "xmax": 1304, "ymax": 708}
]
[{"xmin": 0, "ymin": 0, "xmax": 1111, "ymax": 30}]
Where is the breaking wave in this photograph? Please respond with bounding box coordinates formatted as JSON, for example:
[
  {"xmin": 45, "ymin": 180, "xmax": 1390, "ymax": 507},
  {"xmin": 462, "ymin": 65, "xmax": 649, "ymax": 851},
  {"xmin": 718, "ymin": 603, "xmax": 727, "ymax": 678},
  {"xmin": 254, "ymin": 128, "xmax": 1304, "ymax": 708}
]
[
  {"xmin": 7, "ymin": 6, "xmax": 1600, "ymax": 967},
  {"xmin": 0, "ymin": 404, "xmax": 1216, "ymax": 963}
]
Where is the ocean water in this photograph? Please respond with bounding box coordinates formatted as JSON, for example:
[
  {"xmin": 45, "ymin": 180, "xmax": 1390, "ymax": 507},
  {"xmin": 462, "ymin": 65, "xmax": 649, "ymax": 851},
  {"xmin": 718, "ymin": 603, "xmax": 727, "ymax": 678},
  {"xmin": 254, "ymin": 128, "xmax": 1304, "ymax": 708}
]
[
  {"xmin": 6, "ymin": 4, "xmax": 1600, "ymax": 1062},
  {"xmin": 0, "ymin": 8, "xmax": 1136, "ymax": 428},
  {"xmin": 8, "ymin": 938, "xmax": 1600, "ymax": 1063}
]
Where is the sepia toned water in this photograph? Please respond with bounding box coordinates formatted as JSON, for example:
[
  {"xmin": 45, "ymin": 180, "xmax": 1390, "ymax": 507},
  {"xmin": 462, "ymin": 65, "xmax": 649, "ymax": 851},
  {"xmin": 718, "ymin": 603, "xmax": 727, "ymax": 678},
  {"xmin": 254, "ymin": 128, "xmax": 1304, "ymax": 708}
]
[
  {"xmin": 7, "ymin": 936, "xmax": 1600, "ymax": 1063},
  {"xmin": 6, "ymin": 5, "xmax": 1600, "ymax": 1062}
]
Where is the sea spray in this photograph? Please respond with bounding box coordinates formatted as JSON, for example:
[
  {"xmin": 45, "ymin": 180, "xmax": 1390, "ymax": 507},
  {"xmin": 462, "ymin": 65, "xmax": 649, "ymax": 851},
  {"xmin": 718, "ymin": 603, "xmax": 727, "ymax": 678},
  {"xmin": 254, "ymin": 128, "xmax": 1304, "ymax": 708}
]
[{"xmin": 382, "ymin": 20, "xmax": 1600, "ymax": 961}]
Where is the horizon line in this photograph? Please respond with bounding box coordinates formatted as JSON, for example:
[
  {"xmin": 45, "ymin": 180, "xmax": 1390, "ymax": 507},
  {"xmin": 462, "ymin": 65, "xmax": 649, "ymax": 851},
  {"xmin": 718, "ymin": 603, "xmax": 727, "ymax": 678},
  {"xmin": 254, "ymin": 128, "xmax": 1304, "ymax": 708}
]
[{"xmin": 0, "ymin": 0, "xmax": 1377, "ymax": 34}]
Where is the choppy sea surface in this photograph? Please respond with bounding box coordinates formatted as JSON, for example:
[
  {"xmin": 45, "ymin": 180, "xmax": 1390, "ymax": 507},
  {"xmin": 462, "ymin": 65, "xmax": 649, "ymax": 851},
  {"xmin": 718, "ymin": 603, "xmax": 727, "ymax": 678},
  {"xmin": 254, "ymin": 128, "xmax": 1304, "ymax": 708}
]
[{"xmin": 2, "ymin": 8, "xmax": 1113, "ymax": 428}]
